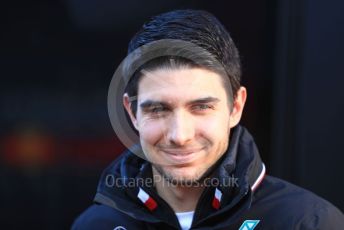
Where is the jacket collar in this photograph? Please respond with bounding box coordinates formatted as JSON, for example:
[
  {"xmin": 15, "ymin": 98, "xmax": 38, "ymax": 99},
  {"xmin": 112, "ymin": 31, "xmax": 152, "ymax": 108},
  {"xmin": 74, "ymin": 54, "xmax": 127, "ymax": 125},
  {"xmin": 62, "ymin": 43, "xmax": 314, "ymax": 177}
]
[{"xmin": 94, "ymin": 125, "xmax": 265, "ymax": 228}]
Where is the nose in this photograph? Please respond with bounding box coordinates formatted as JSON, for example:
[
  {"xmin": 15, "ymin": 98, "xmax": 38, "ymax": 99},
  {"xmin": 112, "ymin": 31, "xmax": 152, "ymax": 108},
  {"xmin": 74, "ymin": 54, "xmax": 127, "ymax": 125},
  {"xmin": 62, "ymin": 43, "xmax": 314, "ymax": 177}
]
[{"xmin": 166, "ymin": 110, "xmax": 195, "ymax": 146}]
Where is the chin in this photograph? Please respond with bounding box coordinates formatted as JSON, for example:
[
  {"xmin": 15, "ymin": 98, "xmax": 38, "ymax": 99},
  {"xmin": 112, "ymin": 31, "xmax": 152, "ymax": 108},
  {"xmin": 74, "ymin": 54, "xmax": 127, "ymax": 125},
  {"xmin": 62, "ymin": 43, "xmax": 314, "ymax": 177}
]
[{"xmin": 165, "ymin": 168, "xmax": 205, "ymax": 184}]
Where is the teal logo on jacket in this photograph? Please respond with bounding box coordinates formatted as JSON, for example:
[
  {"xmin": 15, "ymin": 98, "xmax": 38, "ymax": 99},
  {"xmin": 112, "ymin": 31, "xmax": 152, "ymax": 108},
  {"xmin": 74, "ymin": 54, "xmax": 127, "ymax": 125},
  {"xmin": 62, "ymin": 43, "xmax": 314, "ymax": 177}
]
[{"xmin": 239, "ymin": 220, "xmax": 260, "ymax": 230}]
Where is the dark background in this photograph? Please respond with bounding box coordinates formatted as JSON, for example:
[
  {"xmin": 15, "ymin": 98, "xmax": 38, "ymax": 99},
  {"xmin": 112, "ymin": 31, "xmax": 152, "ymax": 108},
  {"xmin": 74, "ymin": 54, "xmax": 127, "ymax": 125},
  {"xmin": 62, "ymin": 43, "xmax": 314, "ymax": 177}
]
[{"xmin": 1, "ymin": 0, "xmax": 343, "ymax": 229}]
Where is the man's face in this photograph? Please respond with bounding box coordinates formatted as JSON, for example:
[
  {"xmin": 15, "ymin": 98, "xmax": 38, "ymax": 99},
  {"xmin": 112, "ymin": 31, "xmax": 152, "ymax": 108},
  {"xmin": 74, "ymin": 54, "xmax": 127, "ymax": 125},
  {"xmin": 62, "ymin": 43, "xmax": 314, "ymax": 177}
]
[{"xmin": 131, "ymin": 67, "xmax": 232, "ymax": 184}]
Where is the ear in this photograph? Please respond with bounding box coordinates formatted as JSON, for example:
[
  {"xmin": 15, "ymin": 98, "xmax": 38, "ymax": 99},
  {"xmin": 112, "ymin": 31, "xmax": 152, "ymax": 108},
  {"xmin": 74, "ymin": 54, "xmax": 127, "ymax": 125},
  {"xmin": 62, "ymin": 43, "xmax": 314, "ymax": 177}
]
[
  {"xmin": 123, "ymin": 93, "xmax": 139, "ymax": 130},
  {"xmin": 229, "ymin": 86, "xmax": 247, "ymax": 128}
]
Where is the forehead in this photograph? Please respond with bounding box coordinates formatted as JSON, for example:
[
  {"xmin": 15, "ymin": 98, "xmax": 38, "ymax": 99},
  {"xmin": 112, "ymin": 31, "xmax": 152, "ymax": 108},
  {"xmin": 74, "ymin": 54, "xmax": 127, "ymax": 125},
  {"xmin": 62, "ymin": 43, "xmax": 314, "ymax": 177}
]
[{"xmin": 137, "ymin": 67, "xmax": 227, "ymax": 102}]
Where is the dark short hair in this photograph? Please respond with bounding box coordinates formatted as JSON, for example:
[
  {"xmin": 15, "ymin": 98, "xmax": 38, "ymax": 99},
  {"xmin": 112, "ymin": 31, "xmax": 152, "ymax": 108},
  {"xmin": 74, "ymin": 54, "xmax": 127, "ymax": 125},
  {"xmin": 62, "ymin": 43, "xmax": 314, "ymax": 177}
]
[{"xmin": 125, "ymin": 9, "xmax": 241, "ymax": 115}]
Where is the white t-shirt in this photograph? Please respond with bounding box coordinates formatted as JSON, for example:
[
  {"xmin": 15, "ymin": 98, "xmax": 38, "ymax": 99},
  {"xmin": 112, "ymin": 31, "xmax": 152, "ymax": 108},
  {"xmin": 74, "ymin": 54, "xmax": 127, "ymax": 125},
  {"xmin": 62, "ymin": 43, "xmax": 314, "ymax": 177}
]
[{"xmin": 175, "ymin": 211, "xmax": 195, "ymax": 230}]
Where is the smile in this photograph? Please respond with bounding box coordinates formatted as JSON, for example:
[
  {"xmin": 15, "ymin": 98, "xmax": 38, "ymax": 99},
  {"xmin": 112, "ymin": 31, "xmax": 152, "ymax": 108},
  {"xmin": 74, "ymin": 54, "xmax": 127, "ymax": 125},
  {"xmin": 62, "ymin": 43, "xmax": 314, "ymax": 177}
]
[{"xmin": 160, "ymin": 148, "xmax": 204, "ymax": 164}]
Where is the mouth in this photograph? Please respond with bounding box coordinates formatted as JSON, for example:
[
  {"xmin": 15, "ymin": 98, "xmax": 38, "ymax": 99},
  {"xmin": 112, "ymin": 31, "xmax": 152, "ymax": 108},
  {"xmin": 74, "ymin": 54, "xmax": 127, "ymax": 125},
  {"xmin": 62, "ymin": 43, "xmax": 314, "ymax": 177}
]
[{"xmin": 160, "ymin": 148, "xmax": 204, "ymax": 165}]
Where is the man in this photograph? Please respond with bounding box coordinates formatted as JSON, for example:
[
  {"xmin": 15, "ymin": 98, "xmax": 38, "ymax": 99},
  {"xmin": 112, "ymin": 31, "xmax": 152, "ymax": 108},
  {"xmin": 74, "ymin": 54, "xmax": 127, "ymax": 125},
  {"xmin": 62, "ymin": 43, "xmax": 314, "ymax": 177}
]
[{"xmin": 73, "ymin": 9, "xmax": 344, "ymax": 229}]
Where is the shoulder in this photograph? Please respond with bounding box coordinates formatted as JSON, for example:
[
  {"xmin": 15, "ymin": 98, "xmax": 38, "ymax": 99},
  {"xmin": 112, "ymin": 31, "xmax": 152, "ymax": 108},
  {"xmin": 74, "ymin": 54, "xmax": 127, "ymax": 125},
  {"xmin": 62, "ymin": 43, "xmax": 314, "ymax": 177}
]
[
  {"xmin": 251, "ymin": 175, "xmax": 344, "ymax": 229},
  {"xmin": 257, "ymin": 175, "xmax": 338, "ymax": 209},
  {"xmin": 72, "ymin": 204, "xmax": 144, "ymax": 230}
]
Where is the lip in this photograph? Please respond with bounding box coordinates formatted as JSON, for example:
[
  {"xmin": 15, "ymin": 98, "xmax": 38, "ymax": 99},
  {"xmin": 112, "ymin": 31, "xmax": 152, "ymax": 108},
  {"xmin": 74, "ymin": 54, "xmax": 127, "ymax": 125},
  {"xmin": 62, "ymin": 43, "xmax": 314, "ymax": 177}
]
[{"xmin": 160, "ymin": 148, "xmax": 204, "ymax": 164}]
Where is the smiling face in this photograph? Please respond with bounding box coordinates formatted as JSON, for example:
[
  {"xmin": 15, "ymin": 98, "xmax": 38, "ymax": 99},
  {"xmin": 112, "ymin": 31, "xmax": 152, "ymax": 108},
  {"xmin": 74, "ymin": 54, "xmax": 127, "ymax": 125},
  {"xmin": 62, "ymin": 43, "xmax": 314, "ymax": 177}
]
[{"xmin": 124, "ymin": 67, "xmax": 245, "ymax": 184}]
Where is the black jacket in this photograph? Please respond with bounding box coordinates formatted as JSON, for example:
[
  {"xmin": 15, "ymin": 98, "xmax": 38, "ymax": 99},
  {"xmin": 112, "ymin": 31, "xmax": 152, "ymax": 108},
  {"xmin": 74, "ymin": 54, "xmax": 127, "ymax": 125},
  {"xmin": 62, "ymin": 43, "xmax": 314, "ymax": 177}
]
[{"xmin": 72, "ymin": 126, "xmax": 344, "ymax": 229}]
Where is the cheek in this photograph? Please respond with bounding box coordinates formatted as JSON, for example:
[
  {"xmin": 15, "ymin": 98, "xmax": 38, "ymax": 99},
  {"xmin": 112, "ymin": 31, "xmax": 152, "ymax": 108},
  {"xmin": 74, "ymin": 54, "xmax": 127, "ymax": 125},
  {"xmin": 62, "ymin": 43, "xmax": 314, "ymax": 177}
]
[
  {"xmin": 138, "ymin": 119, "xmax": 165, "ymax": 145},
  {"xmin": 196, "ymin": 114, "xmax": 230, "ymax": 138}
]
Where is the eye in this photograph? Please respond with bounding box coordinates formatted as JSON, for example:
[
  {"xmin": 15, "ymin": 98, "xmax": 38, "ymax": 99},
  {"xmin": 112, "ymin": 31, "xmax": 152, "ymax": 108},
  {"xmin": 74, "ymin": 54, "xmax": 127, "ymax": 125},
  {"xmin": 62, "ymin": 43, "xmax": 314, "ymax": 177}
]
[
  {"xmin": 145, "ymin": 105, "xmax": 170, "ymax": 117},
  {"xmin": 140, "ymin": 101, "xmax": 170, "ymax": 118},
  {"xmin": 150, "ymin": 106, "xmax": 166, "ymax": 113},
  {"xmin": 192, "ymin": 104, "xmax": 213, "ymax": 111}
]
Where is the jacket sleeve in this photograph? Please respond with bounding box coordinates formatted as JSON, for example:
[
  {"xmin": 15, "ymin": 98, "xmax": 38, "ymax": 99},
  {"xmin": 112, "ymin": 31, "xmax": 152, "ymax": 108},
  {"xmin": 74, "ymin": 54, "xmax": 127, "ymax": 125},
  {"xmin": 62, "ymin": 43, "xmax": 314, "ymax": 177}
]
[
  {"xmin": 71, "ymin": 204, "xmax": 144, "ymax": 230},
  {"xmin": 72, "ymin": 204, "xmax": 119, "ymax": 230},
  {"xmin": 300, "ymin": 204, "xmax": 344, "ymax": 230}
]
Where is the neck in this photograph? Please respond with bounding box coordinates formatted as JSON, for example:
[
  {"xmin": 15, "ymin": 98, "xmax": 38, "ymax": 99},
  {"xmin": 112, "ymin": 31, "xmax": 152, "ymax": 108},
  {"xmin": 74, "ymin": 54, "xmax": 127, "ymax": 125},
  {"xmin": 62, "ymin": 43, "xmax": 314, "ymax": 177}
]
[{"xmin": 152, "ymin": 167, "xmax": 204, "ymax": 212}]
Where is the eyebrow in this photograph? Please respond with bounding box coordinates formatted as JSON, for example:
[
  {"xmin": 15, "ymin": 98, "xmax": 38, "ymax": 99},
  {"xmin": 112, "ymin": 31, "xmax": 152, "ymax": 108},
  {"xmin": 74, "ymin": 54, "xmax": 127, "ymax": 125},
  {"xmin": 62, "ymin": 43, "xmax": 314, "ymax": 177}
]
[
  {"xmin": 187, "ymin": 97, "xmax": 220, "ymax": 105},
  {"xmin": 139, "ymin": 97, "xmax": 220, "ymax": 109}
]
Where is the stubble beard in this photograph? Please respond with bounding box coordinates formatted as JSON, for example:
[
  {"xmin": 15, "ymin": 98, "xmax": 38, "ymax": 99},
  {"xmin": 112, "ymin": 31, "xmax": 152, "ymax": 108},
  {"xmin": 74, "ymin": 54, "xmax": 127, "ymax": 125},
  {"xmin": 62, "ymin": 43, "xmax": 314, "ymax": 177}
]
[
  {"xmin": 152, "ymin": 163, "xmax": 205, "ymax": 187},
  {"xmin": 151, "ymin": 125, "xmax": 231, "ymax": 187},
  {"xmin": 152, "ymin": 140, "xmax": 229, "ymax": 187}
]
